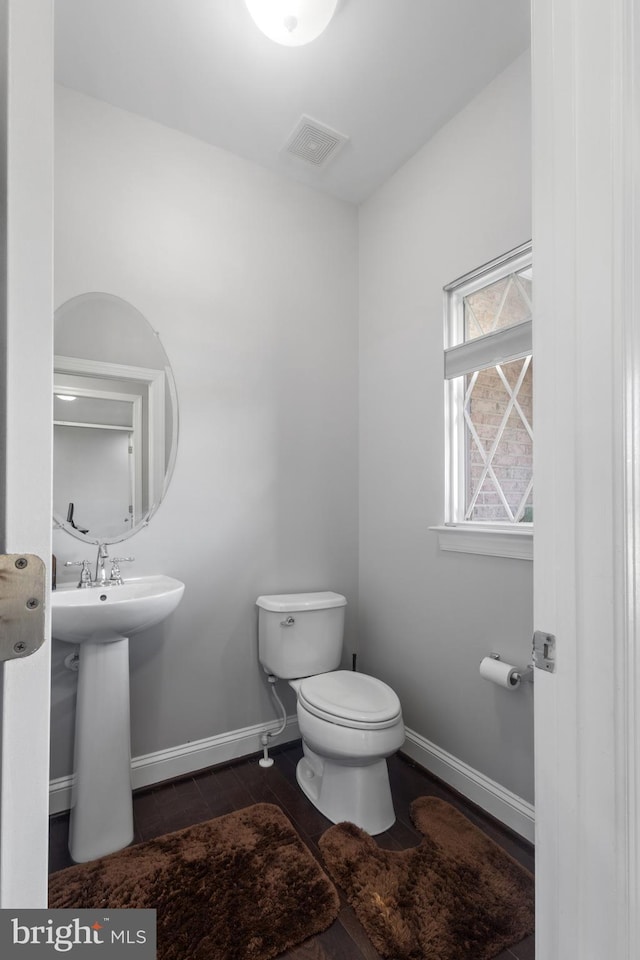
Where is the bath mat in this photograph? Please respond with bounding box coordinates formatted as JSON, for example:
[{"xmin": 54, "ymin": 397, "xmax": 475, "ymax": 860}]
[
  {"xmin": 49, "ymin": 802, "xmax": 340, "ymax": 960},
  {"xmin": 319, "ymin": 796, "xmax": 534, "ymax": 960}
]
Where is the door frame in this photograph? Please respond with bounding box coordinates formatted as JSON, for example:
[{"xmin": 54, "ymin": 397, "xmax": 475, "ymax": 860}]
[
  {"xmin": 532, "ymin": 0, "xmax": 640, "ymax": 955},
  {"xmin": 0, "ymin": 0, "xmax": 53, "ymax": 907}
]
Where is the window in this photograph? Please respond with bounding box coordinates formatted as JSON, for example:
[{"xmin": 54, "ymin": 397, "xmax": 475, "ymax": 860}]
[{"xmin": 437, "ymin": 242, "xmax": 533, "ymax": 559}]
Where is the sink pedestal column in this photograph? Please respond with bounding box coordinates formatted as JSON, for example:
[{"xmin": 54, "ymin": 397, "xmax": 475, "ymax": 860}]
[{"xmin": 69, "ymin": 635, "xmax": 134, "ymax": 863}]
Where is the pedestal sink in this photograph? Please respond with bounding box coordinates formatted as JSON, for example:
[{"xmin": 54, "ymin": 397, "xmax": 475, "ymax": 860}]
[{"xmin": 52, "ymin": 576, "xmax": 185, "ymax": 862}]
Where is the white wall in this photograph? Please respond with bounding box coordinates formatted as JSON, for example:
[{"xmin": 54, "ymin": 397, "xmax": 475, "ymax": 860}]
[
  {"xmin": 51, "ymin": 87, "xmax": 359, "ymax": 780},
  {"xmin": 358, "ymin": 52, "xmax": 534, "ymax": 803}
]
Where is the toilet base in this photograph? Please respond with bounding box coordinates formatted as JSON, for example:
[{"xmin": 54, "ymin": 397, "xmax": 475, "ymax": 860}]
[{"xmin": 296, "ymin": 748, "xmax": 396, "ymax": 835}]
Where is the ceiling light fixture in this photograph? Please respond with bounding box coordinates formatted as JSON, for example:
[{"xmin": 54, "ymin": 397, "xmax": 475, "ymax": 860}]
[
  {"xmin": 55, "ymin": 394, "xmax": 77, "ymax": 402},
  {"xmin": 244, "ymin": 0, "xmax": 339, "ymax": 47}
]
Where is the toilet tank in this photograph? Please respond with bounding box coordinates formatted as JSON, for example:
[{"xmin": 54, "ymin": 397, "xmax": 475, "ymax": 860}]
[{"xmin": 256, "ymin": 591, "xmax": 347, "ymax": 679}]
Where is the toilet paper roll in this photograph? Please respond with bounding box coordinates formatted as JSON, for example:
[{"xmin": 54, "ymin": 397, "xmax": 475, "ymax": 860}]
[{"xmin": 479, "ymin": 656, "xmax": 521, "ymax": 689}]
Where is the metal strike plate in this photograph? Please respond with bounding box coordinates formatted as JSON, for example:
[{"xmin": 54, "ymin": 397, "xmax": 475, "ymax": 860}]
[
  {"xmin": 0, "ymin": 555, "xmax": 46, "ymax": 661},
  {"xmin": 533, "ymin": 630, "xmax": 556, "ymax": 673}
]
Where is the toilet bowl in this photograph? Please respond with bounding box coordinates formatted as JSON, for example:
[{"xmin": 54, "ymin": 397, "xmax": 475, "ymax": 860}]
[
  {"xmin": 291, "ymin": 670, "xmax": 405, "ymax": 833},
  {"xmin": 256, "ymin": 591, "xmax": 405, "ymax": 835}
]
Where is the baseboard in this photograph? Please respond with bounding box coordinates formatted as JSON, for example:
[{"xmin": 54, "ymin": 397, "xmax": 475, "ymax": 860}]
[
  {"xmin": 50, "ymin": 718, "xmax": 535, "ymax": 842},
  {"xmin": 402, "ymin": 727, "xmax": 535, "ymax": 843},
  {"xmin": 49, "ymin": 715, "xmax": 300, "ymax": 816}
]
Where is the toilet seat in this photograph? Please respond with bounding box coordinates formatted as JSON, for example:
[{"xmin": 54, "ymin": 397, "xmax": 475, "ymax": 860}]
[{"xmin": 298, "ymin": 670, "xmax": 401, "ymax": 730}]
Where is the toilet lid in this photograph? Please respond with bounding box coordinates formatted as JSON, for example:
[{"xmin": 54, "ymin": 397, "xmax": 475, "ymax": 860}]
[{"xmin": 298, "ymin": 671, "xmax": 401, "ymax": 729}]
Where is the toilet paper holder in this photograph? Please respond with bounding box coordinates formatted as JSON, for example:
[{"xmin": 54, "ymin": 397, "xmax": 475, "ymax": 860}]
[{"xmin": 488, "ymin": 652, "xmax": 534, "ymax": 683}]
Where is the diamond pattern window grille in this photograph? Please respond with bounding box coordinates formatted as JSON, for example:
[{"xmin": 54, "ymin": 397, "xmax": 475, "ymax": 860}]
[
  {"xmin": 462, "ymin": 271, "xmax": 532, "ymax": 522},
  {"xmin": 464, "ymin": 357, "xmax": 533, "ymax": 522},
  {"xmin": 463, "ymin": 269, "xmax": 532, "ymax": 340}
]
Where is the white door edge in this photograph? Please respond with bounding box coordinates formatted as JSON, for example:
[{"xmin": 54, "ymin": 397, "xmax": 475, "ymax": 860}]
[
  {"xmin": 0, "ymin": 0, "xmax": 54, "ymax": 908},
  {"xmin": 532, "ymin": 0, "xmax": 640, "ymax": 955}
]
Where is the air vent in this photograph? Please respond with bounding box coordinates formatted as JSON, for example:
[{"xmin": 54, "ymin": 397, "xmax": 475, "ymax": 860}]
[{"xmin": 284, "ymin": 116, "xmax": 348, "ymax": 169}]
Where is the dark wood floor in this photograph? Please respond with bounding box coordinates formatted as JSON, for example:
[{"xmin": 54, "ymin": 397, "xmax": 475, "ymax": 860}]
[{"xmin": 49, "ymin": 742, "xmax": 535, "ymax": 960}]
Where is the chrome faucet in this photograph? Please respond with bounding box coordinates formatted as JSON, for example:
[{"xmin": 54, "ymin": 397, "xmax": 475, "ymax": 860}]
[
  {"xmin": 65, "ymin": 545, "xmax": 134, "ymax": 588},
  {"xmin": 95, "ymin": 543, "xmax": 109, "ymax": 584}
]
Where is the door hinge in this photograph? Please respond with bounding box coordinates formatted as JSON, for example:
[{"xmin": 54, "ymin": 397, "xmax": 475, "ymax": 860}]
[
  {"xmin": 0, "ymin": 554, "xmax": 46, "ymax": 661},
  {"xmin": 533, "ymin": 630, "xmax": 556, "ymax": 673}
]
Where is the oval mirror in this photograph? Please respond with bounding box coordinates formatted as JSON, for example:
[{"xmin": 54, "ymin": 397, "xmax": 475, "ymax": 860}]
[{"xmin": 53, "ymin": 293, "xmax": 178, "ymax": 544}]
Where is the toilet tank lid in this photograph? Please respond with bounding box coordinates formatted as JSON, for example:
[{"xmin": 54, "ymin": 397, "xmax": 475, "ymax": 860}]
[{"xmin": 256, "ymin": 591, "xmax": 347, "ymax": 612}]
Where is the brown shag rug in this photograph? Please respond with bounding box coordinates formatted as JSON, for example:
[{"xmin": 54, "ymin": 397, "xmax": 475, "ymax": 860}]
[
  {"xmin": 49, "ymin": 803, "xmax": 339, "ymax": 960},
  {"xmin": 319, "ymin": 796, "xmax": 534, "ymax": 960}
]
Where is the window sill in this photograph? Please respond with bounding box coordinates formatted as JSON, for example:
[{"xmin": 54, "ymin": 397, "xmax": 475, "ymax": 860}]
[{"xmin": 430, "ymin": 524, "xmax": 533, "ymax": 561}]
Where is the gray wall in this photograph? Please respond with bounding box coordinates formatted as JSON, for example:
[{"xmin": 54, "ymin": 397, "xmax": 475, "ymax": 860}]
[
  {"xmin": 51, "ymin": 87, "xmax": 359, "ymax": 779},
  {"xmin": 358, "ymin": 52, "xmax": 534, "ymax": 803}
]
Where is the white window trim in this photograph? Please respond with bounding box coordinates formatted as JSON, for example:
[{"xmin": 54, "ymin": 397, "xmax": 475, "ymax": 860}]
[
  {"xmin": 439, "ymin": 241, "xmax": 533, "ymax": 559},
  {"xmin": 430, "ymin": 523, "xmax": 533, "ymax": 561},
  {"xmin": 444, "ymin": 318, "xmax": 532, "ymax": 379}
]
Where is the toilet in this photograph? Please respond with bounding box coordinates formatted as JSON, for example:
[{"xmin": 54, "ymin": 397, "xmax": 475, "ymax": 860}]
[{"xmin": 256, "ymin": 591, "xmax": 405, "ymax": 834}]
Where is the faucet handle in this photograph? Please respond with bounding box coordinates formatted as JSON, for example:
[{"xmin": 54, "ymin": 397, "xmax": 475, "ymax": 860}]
[
  {"xmin": 109, "ymin": 557, "xmax": 134, "ymax": 585},
  {"xmin": 64, "ymin": 559, "xmax": 93, "ymax": 588}
]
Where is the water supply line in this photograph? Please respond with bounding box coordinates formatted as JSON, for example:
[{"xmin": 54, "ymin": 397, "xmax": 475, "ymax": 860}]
[{"xmin": 259, "ymin": 675, "xmax": 287, "ymax": 768}]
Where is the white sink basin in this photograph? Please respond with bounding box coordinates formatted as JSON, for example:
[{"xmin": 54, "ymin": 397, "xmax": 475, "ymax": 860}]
[{"xmin": 52, "ymin": 575, "xmax": 185, "ymax": 644}]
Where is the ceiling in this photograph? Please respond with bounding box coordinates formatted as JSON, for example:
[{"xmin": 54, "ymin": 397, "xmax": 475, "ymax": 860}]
[{"xmin": 54, "ymin": 0, "xmax": 531, "ymax": 205}]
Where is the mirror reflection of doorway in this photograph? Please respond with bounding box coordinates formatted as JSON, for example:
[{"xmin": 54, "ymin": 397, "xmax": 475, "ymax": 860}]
[
  {"xmin": 53, "ymin": 384, "xmax": 145, "ymax": 539},
  {"xmin": 52, "ymin": 350, "xmax": 172, "ymax": 542},
  {"xmin": 54, "ymin": 422, "xmax": 134, "ymax": 539}
]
